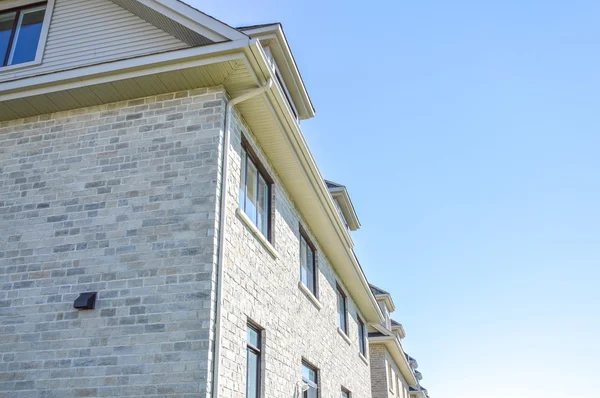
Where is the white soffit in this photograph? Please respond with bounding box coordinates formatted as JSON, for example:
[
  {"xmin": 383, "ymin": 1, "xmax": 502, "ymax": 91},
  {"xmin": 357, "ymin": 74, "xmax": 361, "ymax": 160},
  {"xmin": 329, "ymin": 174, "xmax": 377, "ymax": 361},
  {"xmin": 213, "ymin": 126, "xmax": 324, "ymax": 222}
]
[
  {"xmin": 240, "ymin": 24, "xmax": 315, "ymax": 119},
  {"xmin": 237, "ymin": 43, "xmax": 383, "ymax": 323}
]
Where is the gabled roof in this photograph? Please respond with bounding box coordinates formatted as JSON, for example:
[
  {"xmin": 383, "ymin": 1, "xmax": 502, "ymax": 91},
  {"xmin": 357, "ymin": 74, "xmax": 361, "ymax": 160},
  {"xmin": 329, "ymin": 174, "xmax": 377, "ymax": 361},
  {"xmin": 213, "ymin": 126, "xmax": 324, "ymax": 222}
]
[
  {"xmin": 325, "ymin": 180, "xmax": 360, "ymax": 231},
  {"xmin": 110, "ymin": 0, "xmax": 247, "ymax": 44},
  {"xmin": 406, "ymin": 353, "xmax": 419, "ymax": 369},
  {"xmin": 391, "ymin": 319, "xmax": 406, "ymax": 339},
  {"xmin": 369, "ymin": 283, "xmax": 396, "ymax": 312},
  {"xmin": 239, "ymin": 22, "xmax": 315, "ymax": 119},
  {"xmin": 370, "ymin": 284, "xmax": 390, "ymax": 296}
]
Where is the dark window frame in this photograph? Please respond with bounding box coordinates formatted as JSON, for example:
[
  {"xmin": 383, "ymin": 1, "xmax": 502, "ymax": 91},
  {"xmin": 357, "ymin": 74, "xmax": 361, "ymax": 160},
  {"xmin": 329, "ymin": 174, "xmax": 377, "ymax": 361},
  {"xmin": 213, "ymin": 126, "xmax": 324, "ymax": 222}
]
[
  {"xmin": 336, "ymin": 283, "xmax": 348, "ymax": 335},
  {"xmin": 246, "ymin": 322, "xmax": 262, "ymax": 398},
  {"xmin": 239, "ymin": 135, "xmax": 273, "ymax": 241},
  {"xmin": 0, "ymin": 1, "xmax": 47, "ymax": 67},
  {"xmin": 341, "ymin": 387, "xmax": 352, "ymax": 398},
  {"xmin": 301, "ymin": 360, "xmax": 319, "ymax": 398},
  {"xmin": 299, "ymin": 225, "xmax": 318, "ymax": 297},
  {"xmin": 357, "ymin": 315, "xmax": 366, "ymax": 356}
]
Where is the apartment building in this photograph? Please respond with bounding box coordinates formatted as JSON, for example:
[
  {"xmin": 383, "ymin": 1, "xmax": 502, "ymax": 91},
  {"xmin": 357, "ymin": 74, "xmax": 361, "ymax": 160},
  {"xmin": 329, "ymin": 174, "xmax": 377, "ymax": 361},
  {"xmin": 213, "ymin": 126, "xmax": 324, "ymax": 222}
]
[
  {"xmin": 0, "ymin": 0, "xmax": 413, "ymax": 397},
  {"xmin": 368, "ymin": 286, "xmax": 430, "ymax": 398},
  {"xmin": 0, "ymin": 1, "xmax": 435, "ymax": 397}
]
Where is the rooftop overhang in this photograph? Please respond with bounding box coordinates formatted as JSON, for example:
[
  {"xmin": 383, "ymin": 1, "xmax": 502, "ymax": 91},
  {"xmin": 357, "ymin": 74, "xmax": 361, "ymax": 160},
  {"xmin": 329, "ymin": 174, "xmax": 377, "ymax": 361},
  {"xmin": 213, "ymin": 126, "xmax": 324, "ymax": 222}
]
[
  {"xmin": 327, "ymin": 184, "xmax": 360, "ymax": 231},
  {"xmin": 239, "ymin": 23, "xmax": 315, "ymax": 120},
  {"xmin": 409, "ymin": 387, "xmax": 427, "ymax": 398},
  {"xmin": 392, "ymin": 324, "xmax": 406, "ymax": 339},
  {"xmin": 0, "ymin": 36, "xmax": 383, "ymax": 324},
  {"xmin": 0, "ymin": 39, "xmax": 257, "ymax": 119},
  {"xmin": 375, "ymin": 293, "xmax": 396, "ymax": 313},
  {"xmin": 369, "ymin": 334, "xmax": 418, "ymax": 387},
  {"xmin": 241, "ymin": 42, "xmax": 382, "ymax": 323}
]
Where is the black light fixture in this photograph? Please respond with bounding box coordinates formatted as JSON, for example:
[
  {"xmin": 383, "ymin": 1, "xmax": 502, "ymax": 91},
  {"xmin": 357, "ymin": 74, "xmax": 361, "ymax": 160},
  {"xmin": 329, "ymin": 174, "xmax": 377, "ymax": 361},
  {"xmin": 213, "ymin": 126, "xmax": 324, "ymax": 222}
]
[{"xmin": 74, "ymin": 292, "xmax": 97, "ymax": 310}]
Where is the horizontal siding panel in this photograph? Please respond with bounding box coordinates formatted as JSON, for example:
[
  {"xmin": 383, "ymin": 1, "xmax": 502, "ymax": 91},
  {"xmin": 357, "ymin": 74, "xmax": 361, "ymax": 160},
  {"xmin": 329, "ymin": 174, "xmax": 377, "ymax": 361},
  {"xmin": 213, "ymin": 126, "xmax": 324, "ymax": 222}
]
[
  {"xmin": 0, "ymin": 0, "xmax": 189, "ymax": 83},
  {"xmin": 43, "ymin": 37, "xmax": 184, "ymax": 63}
]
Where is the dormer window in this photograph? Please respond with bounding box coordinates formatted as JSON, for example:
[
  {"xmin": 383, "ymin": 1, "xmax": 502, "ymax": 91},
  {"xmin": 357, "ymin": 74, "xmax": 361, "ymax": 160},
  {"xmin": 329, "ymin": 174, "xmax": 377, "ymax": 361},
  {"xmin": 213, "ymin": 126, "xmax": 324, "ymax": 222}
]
[{"xmin": 0, "ymin": 3, "xmax": 47, "ymax": 67}]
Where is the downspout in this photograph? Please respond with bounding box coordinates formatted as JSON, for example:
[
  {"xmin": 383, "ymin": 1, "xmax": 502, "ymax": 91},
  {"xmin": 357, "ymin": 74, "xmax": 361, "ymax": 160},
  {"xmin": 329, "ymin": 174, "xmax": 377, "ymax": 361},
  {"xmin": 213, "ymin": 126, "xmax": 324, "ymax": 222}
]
[{"xmin": 211, "ymin": 77, "xmax": 273, "ymax": 398}]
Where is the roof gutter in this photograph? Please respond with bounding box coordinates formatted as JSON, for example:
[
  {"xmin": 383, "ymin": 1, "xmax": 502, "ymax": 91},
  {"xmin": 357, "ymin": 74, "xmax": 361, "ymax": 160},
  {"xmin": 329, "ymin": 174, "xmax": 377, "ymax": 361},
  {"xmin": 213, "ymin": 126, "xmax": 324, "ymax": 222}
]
[
  {"xmin": 243, "ymin": 41, "xmax": 384, "ymax": 324},
  {"xmin": 369, "ymin": 334, "xmax": 419, "ymax": 387},
  {"xmin": 211, "ymin": 78, "xmax": 273, "ymax": 398}
]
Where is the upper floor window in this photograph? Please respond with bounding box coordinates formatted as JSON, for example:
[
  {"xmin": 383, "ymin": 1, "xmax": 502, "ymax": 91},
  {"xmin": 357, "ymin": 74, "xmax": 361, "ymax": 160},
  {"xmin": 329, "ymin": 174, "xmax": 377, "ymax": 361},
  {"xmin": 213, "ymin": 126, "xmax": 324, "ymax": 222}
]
[
  {"xmin": 239, "ymin": 139, "xmax": 271, "ymax": 239},
  {"xmin": 246, "ymin": 323, "xmax": 262, "ymax": 398},
  {"xmin": 299, "ymin": 228, "xmax": 317, "ymax": 296},
  {"xmin": 0, "ymin": 3, "xmax": 46, "ymax": 67},
  {"xmin": 336, "ymin": 284, "xmax": 348, "ymax": 334},
  {"xmin": 302, "ymin": 361, "xmax": 319, "ymax": 398},
  {"xmin": 357, "ymin": 316, "xmax": 366, "ymax": 356},
  {"xmin": 341, "ymin": 388, "xmax": 351, "ymax": 398},
  {"xmin": 388, "ymin": 363, "xmax": 395, "ymax": 392}
]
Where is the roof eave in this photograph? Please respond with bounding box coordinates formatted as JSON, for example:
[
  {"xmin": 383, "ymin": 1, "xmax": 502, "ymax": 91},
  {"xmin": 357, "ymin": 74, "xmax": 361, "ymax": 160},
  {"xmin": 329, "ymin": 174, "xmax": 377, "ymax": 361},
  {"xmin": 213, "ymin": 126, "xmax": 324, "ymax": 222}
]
[
  {"xmin": 369, "ymin": 336, "xmax": 419, "ymax": 386},
  {"xmin": 240, "ymin": 23, "xmax": 315, "ymax": 120},
  {"xmin": 146, "ymin": 0, "xmax": 248, "ymax": 41},
  {"xmin": 243, "ymin": 42, "xmax": 383, "ymax": 324},
  {"xmin": 328, "ymin": 187, "xmax": 361, "ymax": 231},
  {"xmin": 375, "ymin": 293, "xmax": 396, "ymax": 312},
  {"xmin": 392, "ymin": 324, "xmax": 406, "ymax": 339}
]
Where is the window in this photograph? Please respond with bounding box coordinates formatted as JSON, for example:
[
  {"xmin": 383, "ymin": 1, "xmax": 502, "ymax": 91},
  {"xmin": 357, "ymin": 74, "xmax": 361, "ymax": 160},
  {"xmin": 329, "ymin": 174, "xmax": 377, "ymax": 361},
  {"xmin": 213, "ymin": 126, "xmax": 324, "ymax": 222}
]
[
  {"xmin": 301, "ymin": 361, "xmax": 318, "ymax": 398},
  {"xmin": 336, "ymin": 284, "xmax": 348, "ymax": 334},
  {"xmin": 239, "ymin": 140, "xmax": 271, "ymax": 239},
  {"xmin": 388, "ymin": 363, "xmax": 395, "ymax": 392},
  {"xmin": 299, "ymin": 228, "xmax": 317, "ymax": 295},
  {"xmin": 0, "ymin": 3, "xmax": 46, "ymax": 67},
  {"xmin": 341, "ymin": 387, "xmax": 351, "ymax": 398},
  {"xmin": 357, "ymin": 316, "xmax": 366, "ymax": 356},
  {"xmin": 246, "ymin": 324, "xmax": 261, "ymax": 398}
]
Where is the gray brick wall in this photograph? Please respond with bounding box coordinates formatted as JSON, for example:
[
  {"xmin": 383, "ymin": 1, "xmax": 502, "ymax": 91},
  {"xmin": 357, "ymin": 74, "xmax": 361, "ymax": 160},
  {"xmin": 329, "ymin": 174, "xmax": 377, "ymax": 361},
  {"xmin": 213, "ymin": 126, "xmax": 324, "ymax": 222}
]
[
  {"xmin": 214, "ymin": 109, "xmax": 373, "ymax": 397},
  {"xmin": 0, "ymin": 88, "xmax": 225, "ymax": 397},
  {"xmin": 369, "ymin": 343, "xmax": 410, "ymax": 398},
  {"xmin": 1, "ymin": 86, "xmax": 377, "ymax": 398},
  {"xmin": 370, "ymin": 344, "xmax": 391, "ymax": 398}
]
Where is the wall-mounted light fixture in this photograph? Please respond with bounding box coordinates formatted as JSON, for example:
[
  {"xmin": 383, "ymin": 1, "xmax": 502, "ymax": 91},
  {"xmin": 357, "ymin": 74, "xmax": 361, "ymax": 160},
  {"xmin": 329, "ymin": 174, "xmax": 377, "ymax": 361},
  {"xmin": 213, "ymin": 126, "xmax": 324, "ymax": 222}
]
[{"xmin": 74, "ymin": 292, "xmax": 97, "ymax": 310}]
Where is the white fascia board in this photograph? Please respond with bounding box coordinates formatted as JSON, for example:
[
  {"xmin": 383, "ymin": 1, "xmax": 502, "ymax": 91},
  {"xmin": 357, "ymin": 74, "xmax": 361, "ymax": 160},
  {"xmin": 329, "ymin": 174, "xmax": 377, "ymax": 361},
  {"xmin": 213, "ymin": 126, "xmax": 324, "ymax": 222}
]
[
  {"xmin": 329, "ymin": 187, "xmax": 361, "ymax": 231},
  {"xmin": 369, "ymin": 336, "xmax": 419, "ymax": 387},
  {"xmin": 375, "ymin": 294, "xmax": 396, "ymax": 313},
  {"xmin": 137, "ymin": 0, "xmax": 247, "ymax": 42},
  {"xmin": 392, "ymin": 324, "xmax": 406, "ymax": 339},
  {"xmin": 242, "ymin": 24, "xmax": 315, "ymax": 119},
  {"xmin": 0, "ymin": 39, "xmax": 251, "ymax": 100},
  {"xmin": 243, "ymin": 42, "xmax": 383, "ymax": 324}
]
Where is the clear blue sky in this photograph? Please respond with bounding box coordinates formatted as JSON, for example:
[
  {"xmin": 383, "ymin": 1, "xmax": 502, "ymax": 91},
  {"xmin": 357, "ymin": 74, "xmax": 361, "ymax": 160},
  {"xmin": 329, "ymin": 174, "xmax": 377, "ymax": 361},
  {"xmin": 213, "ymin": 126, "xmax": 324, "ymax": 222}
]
[{"xmin": 191, "ymin": 1, "xmax": 600, "ymax": 397}]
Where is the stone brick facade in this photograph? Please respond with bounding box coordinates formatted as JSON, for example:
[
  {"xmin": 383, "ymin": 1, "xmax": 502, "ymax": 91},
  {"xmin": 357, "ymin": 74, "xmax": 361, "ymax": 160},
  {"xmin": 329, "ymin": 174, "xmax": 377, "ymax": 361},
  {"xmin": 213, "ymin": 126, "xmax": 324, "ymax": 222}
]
[
  {"xmin": 369, "ymin": 344, "xmax": 410, "ymax": 398},
  {"xmin": 213, "ymin": 110, "xmax": 373, "ymax": 397},
  {"xmin": 0, "ymin": 87, "xmax": 374, "ymax": 397},
  {"xmin": 0, "ymin": 88, "xmax": 225, "ymax": 397}
]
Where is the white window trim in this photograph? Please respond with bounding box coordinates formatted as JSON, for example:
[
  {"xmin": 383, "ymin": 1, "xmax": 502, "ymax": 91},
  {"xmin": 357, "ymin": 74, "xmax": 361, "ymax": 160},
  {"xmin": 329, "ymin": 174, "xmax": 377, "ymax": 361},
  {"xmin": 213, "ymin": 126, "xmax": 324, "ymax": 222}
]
[
  {"xmin": 359, "ymin": 352, "xmax": 369, "ymax": 366},
  {"xmin": 337, "ymin": 327, "xmax": 351, "ymax": 345},
  {"xmin": 236, "ymin": 207, "xmax": 278, "ymax": 259},
  {"xmin": 298, "ymin": 281, "xmax": 322, "ymax": 310},
  {"xmin": 0, "ymin": 0, "xmax": 55, "ymax": 72}
]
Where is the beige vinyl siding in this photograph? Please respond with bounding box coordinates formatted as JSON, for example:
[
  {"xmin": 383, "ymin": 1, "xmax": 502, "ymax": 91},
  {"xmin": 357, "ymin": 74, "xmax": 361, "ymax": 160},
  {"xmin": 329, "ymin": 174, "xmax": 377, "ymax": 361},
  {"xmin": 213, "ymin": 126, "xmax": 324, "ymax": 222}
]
[{"xmin": 0, "ymin": 0, "xmax": 189, "ymax": 82}]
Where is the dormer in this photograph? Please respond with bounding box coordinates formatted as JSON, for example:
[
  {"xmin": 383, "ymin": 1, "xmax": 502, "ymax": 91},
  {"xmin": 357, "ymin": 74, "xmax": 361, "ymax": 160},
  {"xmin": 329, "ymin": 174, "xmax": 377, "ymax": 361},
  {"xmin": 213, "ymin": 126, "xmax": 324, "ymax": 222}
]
[
  {"xmin": 406, "ymin": 353, "xmax": 419, "ymax": 370},
  {"xmin": 370, "ymin": 284, "xmax": 395, "ymax": 330},
  {"xmin": 325, "ymin": 180, "xmax": 360, "ymax": 232},
  {"xmin": 391, "ymin": 319, "xmax": 406, "ymax": 340},
  {"xmin": 239, "ymin": 23, "xmax": 315, "ymax": 120}
]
